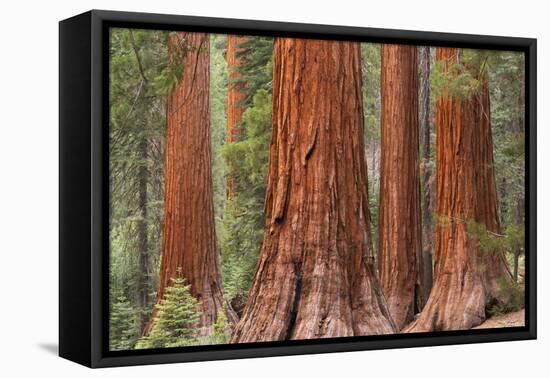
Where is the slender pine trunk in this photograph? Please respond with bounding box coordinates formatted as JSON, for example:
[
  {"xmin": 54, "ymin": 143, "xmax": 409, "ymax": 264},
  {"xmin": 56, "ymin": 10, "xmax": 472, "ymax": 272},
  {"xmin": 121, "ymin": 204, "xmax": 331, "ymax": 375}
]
[{"xmin": 419, "ymin": 46, "xmax": 434, "ymax": 306}]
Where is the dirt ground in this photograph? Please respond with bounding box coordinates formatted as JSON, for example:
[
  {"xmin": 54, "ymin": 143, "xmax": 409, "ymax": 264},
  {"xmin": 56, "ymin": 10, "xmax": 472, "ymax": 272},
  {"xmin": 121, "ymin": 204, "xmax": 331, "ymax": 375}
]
[{"xmin": 474, "ymin": 309, "xmax": 525, "ymax": 329}]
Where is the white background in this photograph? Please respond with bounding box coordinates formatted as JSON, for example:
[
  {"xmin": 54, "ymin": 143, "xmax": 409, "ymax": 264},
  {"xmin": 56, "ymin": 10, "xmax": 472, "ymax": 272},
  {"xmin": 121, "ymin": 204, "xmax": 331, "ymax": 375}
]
[{"xmin": 0, "ymin": 0, "xmax": 546, "ymax": 376}]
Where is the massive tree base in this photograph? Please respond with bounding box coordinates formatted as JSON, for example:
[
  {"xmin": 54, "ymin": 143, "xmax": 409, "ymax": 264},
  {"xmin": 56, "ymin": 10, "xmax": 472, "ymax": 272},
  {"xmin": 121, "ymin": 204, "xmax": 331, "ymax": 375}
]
[
  {"xmin": 405, "ymin": 48, "xmax": 511, "ymax": 333},
  {"xmin": 405, "ymin": 252, "xmax": 511, "ymax": 333},
  {"xmin": 404, "ymin": 241, "xmax": 487, "ymax": 332},
  {"xmin": 230, "ymin": 38, "xmax": 396, "ymax": 343}
]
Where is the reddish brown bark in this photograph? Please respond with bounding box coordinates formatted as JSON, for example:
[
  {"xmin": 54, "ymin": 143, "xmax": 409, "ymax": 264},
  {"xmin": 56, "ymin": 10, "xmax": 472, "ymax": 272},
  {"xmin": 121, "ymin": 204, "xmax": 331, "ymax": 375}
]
[
  {"xmin": 230, "ymin": 38, "xmax": 396, "ymax": 343},
  {"xmin": 144, "ymin": 32, "xmax": 236, "ymax": 336},
  {"xmin": 226, "ymin": 35, "xmax": 249, "ymax": 197},
  {"xmin": 406, "ymin": 48, "xmax": 512, "ymax": 332},
  {"xmin": 226, "ymin": 35, "xmax": 248, "ymax": 143},
  {"xmin": 378, "ymin": 44, "xmax": 424, "ymax": 330}
]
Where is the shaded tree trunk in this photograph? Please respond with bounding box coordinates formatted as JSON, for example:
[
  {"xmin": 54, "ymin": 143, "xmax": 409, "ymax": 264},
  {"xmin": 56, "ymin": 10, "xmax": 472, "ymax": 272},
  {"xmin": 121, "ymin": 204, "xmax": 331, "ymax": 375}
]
[
  {"xmin": 226, "ymin": 35, "xmax": 249, "ymax": 198},
  {"xmin": 128, "ymin": 30, "xmax": 154, "ymax": 330},
  {"xmin": 136, "ymin": 134, "xmax": 151, "ymax": 330},
  {"xmin": 406, "ymin": 48, "xmax": 512, "ymax": 332},
  {"xmin": 418, "ymin": 46, "xmax": 434, "ymax": 306},
  {"xmin": 231, "ymin": 38, "xmax": 396, "ymax": 343},
  {"xmin": 513, "ymin": 196, "xmax": 524, "ymax": 282},
  {"xmin": 378, "ymin": 44, "xmax": 423, "ymax": 330},
  {"xmin": 226, "ymin": 35, "xmax": 248, "ymax": 143},
  {"xmin": 512, "ymin": 73, "xmax": 525, "ymax": 283},
  {"xmin": 144, "ymin": 32, "xmax": 236, "ymax": 336},
  {"xmin": 468, "ymin": 55, "xmax": 513, "ymax": 312}
]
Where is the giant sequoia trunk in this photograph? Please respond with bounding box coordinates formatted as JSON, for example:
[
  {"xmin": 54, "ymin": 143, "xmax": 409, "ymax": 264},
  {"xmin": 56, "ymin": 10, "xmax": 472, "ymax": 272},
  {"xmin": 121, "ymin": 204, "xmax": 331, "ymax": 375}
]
[
  {"xmin": 231, "ymin": 38, "xmax": 396, "ymax": 343},
  {"xmin": 226, "ymin": 35, "xmax": 249, "ymax": 197},
  {"xmin": 144, "ymin": 32, "xmax": 236, "ymax": 336},
  {"xmin": 378, "ymin": 44, "xmax": 424, "ymax": 330},
  {"xmin": 418, "ymin": 46, "xmax": 434, "ymax": 304},
  {"xmin": 406, "ymin": 48, "xmax": 512, "ymax": 332}
]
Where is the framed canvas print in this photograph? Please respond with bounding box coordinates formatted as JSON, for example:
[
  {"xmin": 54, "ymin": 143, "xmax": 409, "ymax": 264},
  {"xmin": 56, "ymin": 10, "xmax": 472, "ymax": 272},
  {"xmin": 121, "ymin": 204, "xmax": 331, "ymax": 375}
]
[{"xmin": 59, "ymin": 10, "xmax": 537, "ymax": 368}]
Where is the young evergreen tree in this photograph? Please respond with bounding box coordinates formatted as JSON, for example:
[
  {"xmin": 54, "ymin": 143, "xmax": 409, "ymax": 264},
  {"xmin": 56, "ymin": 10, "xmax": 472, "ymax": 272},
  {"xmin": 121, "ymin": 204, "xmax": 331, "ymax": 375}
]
[
  {"xmin": 201, "ymin": 309, "xmax": 232, "ymax": 345},
  {"xmin": 136, "ymin": 276, "xmax": 201, "ymax": 349},
  {"xmin": 109, "ymin": 290, "xmax": 140, "ymax": 351}
]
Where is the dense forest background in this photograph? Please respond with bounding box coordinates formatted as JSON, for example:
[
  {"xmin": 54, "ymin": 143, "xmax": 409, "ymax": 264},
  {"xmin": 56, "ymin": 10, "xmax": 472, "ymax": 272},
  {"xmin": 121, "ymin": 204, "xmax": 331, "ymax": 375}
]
[{"xmin": 108, "ymin": 29, "xmax": 525, "ymax": 350}]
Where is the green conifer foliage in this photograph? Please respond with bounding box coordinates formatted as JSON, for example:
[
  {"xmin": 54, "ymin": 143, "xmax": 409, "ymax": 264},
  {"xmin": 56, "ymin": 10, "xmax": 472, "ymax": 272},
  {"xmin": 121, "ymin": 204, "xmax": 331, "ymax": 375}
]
[
  {"xmin": 107, "ymin": 29, "xmax": 527, "ymax": 347},
  {"xmin": 234, "ymin": 37, "xmax": 274, "ymax": 106},
  {"xmin": 136, "ymin": 275, "xmax": 201, "ymax": 349},
  {"xmin": 218, "ymin": 36, "xmax": 274, "ymax": 307},
  {"xmin": 109, "ymin": 291, "xmax": 140, "ymax": 351},
  {"xmin": 220, "ymin": 89, "xmax": 272, "ymax": 302},
  {"xmin": 109, "ymin": 28, "xmax": 168, "ymax": 343},
  {"xmin": 200, "ymin": 310, "xmax": 231, "ymax": 345}
]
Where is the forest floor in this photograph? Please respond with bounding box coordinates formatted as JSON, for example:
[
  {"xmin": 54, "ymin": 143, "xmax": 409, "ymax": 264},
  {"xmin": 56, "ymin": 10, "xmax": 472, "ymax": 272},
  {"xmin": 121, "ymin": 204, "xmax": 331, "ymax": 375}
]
[{"xmin": 474, "ymin": 309, "xmax": 525, "ymax": 329}]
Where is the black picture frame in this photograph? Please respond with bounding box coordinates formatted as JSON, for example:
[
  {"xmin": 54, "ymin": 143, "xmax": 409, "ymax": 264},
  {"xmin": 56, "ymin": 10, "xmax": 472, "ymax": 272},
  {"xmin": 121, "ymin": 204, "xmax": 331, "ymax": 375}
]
[{"xmin": 59, "ymin": 9, "xmax": 537, "ymax": 368}]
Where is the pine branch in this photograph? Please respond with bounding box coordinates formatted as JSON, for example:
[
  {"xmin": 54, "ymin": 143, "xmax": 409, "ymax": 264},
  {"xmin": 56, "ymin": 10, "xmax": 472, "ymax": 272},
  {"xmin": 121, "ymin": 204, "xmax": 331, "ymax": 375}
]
[{"xmin": 129, "ymin": 30, "xmax": 149, "ymax": 83}]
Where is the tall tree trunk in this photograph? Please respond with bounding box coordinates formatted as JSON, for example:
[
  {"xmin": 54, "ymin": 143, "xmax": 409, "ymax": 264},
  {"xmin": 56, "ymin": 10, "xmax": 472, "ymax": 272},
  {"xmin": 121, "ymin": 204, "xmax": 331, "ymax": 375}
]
[
  {"xmin": 226, "ymin": 35, "xmax": 249, "ymax": 198},
  {"xmin": 418, "ymin": 46, "xmax": 434, "ymax": 306},
  {"xmin": 513, "ymin": 191, "xmax": 524, "ymax": 282},
  {"xmin": 231, "ymin": 38, "xmax": 396, "ymax": 343},
  {"xmin": 136, "ymin": 134, "xmax": 151, "ymax": 330},
  {"xmin": 512, "ymin": 72, "xmax": 525, "ymax": 283},
  {"xmin": 406, "ymin": 48, "xmax": 512, "ymax": 332},
  {"xmin": 378, "ymin": 44, "xmax": 423, "ymax": 330},
  {"xmin": 144, "ymin": 32, "xmax": 236, "ymax": 336},
  {"xmin": 469, "ymin": 56, "xmax": 513, "ymax": 309},
  {"xmin": 128, "ymin": 30, "xmax": 154, "ymax": 331},
  {"xmin": 226, "ymin": 35, "xmax": 248, "ymax": 143}
]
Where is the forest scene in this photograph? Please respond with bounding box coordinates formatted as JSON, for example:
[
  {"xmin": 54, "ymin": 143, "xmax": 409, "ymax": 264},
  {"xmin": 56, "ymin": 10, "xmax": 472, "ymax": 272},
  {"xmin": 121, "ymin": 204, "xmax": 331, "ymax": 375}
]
[{"xmin": 108, "ymin": 28, "xmax": 526, "ymax": 351}]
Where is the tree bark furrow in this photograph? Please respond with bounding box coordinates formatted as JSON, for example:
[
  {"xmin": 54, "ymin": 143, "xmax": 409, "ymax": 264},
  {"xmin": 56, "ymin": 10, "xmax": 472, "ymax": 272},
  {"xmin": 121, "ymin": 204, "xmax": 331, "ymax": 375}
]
[
  {"xmin": 144, "ymin": 33, "xmax": 236, "ymax": 337},
  {"xmin": 231, "ymin": 38, "xmax": 396, "ymax": 343},
  {"xmin": 406, "ymin": 48, "xmax": 512, "ymax": 333},
  {"xmin": 378, "ymin": 44, "xmax": 423, "ymax": 330}
]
